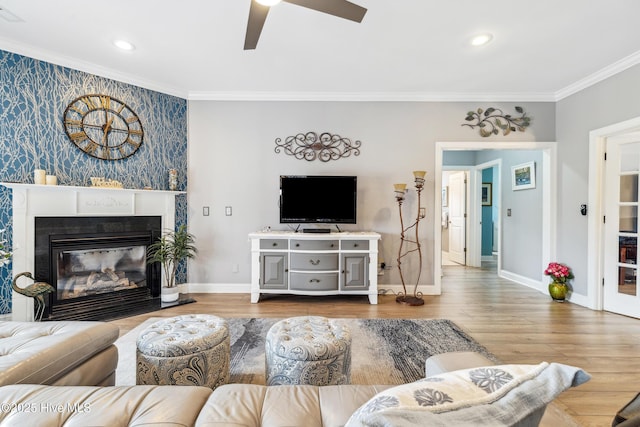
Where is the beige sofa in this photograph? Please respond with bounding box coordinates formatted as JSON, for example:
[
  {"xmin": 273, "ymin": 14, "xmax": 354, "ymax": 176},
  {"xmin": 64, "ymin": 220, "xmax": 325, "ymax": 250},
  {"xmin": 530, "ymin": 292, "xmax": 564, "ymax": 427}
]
[
  {"xmin": 0, "ymin": 322, "xmax": 588, "ymax": 426},
  {"xmin": 0, "ymin": 321, "xmax": 118, "ymax": 387}
]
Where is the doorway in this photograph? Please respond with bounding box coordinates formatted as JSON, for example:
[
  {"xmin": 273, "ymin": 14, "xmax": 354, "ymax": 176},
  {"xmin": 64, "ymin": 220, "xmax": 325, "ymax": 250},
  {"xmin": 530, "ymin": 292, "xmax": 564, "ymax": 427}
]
[
  {"xmin": 589, "ymin": 118, "xmax": 640, "ymax": 317},
  {"xmin": 432, "ymin": 141, "xmax": 557, "ymax": 297},
  {"xmin": 441, "ymin": 170, "xmax": 467, "ymax": 266}
]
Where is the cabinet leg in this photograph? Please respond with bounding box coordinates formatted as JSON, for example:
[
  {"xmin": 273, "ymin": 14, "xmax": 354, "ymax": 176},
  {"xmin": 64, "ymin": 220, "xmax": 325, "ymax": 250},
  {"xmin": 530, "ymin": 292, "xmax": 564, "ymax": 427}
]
[
  {"xmin": 368, "ymin": 293, "xmax": 378, "ymax": 304},
  {"xmin": 251, "ymin": 292, "xmax": 260, "ymax": 303}
]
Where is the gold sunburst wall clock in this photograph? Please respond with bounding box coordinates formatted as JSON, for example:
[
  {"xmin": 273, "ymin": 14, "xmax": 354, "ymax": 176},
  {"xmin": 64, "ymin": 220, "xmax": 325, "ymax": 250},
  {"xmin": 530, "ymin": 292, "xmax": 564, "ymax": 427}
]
[{"xmin": 63, "ymin": 94, "xmax": 144, "ymax": 160}]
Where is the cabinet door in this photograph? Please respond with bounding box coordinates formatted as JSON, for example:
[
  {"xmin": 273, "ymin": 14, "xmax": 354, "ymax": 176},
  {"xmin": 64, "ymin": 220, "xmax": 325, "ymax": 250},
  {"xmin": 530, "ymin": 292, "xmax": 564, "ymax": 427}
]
[
  {"xmin": 342, "ymin": 254, "xmax": 369, "ymax": 290},
  {"xmin": 260, "ymin": 253, "xmax": 287, "ymax": 289}
]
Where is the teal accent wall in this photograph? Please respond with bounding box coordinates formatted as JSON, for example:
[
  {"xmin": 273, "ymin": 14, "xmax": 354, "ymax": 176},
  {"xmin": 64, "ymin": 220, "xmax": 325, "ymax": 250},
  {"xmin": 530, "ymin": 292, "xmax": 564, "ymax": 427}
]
[
  {"xmin": 0, "ymin": 49, "xmax": 188, "ymax": 314},
  {"xmin": 481, "ymin": 167, "xmax": 494, "ymax": 256}
]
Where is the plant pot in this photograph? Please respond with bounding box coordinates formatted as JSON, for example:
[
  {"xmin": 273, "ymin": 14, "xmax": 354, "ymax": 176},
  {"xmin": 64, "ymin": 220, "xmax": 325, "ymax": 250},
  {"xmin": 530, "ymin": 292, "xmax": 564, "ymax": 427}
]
[
  {"xmin": 548, "ymin": 281, "xmax": 568, "ymax": 302},
  {"xmin": 161, "ymin": 286, "xmax": 180, "ymax": 303},
  {"xmin": 177, "ymin": 283, "xmax": 189, "ymax": 295}
]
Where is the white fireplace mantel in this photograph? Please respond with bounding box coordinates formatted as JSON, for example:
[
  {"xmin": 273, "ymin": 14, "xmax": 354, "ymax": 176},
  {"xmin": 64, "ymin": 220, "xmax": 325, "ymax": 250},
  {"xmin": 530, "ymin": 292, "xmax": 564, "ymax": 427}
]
[{"xmin": 1, "ymin": 183, "xmax": 184, "ymax": 321}]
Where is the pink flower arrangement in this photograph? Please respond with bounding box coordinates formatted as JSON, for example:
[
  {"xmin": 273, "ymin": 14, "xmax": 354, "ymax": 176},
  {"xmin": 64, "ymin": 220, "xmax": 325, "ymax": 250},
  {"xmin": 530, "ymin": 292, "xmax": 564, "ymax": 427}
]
[{"xmin": 544, "ymin": 262, "xmax": 574, "ymax": 284}]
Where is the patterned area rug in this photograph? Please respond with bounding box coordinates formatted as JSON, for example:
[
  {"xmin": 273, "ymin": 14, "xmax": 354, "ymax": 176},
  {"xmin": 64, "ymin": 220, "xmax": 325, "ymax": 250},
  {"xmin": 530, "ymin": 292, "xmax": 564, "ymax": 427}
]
[{"xmin": 115, "ymin": 317, "xmax": 498, "ymax": 386}]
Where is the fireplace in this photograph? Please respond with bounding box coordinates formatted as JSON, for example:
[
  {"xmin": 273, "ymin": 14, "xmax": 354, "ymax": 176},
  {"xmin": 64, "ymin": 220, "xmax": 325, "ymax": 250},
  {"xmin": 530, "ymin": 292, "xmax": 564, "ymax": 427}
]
[{"xmin": 35, "ymin": 216, "xmax": 162, "ymax": 321}]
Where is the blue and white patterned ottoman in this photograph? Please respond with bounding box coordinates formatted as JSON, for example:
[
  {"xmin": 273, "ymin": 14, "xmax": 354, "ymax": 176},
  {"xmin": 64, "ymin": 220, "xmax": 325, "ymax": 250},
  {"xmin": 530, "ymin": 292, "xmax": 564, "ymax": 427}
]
[
  {"xmin": 136, "ymin": 314, "xmax": 230, "ymax": 390},
  {"xmin": 265, "ymin": 316, "xmax": 351, "ymax": 386}
]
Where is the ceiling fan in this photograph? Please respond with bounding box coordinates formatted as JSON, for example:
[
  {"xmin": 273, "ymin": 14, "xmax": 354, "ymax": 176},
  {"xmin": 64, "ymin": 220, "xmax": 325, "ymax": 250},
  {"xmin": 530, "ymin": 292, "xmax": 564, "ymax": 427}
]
[{"xmin": 245, "ymin": 0, "xmax": 367, "ymax": 50}]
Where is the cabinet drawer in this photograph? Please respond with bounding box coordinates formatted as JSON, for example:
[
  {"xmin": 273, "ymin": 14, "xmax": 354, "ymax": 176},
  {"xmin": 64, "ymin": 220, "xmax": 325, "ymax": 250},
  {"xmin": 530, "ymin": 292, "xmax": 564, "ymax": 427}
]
[
  {"xmin": 290, "ymin": 253, "xmax": 338, "ymax": 271},
  {"xmin": 290, "ymin": 272, "xmax": 338, "ymax": 291},
  {"xmin": 342, "ymin": 240, "xmax": 369, "ymax": 250},
  {"xmin": 260, "ymin": 239, "xmax": 289, "ymax": 250},
  {"xmin": 291, "ymin": 240, "xmax": 338, "ymax": 250}
]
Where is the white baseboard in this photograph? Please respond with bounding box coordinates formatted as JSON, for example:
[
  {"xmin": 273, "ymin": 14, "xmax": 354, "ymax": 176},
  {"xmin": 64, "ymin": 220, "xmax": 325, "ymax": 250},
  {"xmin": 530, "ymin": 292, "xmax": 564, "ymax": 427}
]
[
  {"xmin": 499, "ymin": 270, "xmax": 589, "ymax": 309},
  {"xmin": 187, "ymin": 283, "xmax": 251, "ymax": 293},
  {"xmin": 377, "ymin": 284, "xmax": 439, "ymax": 296},
  {"xmin": 499, "ymin": 269, "xmax": 543, "ymax": 293}
]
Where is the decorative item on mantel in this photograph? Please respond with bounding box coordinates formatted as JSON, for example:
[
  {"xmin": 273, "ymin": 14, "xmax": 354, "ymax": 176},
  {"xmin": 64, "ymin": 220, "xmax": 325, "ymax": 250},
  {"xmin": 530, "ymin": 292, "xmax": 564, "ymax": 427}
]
[
  {"xmin": 274, "ymin": 131, "xmax": 361, "ymax": 162},
  {"xmin": 34, "ymin": 169, "xmax": 46, "ymax": 185},
  {"xmin": 90, "ymin": 177, "xmax": 123, "ymax": 189},
  {"xmin": 168, "ymin": 169, "xmax": 178, "ymax": 191},
  {"xmin": 462, "ymin": 106, "xmax": 531, "ymax": 137},
  {"xmin": 393, "ymin": 171, "xmax": 426, "ymax": 306},
  {"xmin": 544, "ymin": 262, "xmax": 574, "ymax": 302}
]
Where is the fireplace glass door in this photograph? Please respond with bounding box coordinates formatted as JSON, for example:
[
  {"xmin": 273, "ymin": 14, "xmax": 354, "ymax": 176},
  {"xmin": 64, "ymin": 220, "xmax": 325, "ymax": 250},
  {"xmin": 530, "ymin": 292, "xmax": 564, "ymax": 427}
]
[{"xmin": 56, "ymin": 245, "xmax": 147, "ymax": 300}]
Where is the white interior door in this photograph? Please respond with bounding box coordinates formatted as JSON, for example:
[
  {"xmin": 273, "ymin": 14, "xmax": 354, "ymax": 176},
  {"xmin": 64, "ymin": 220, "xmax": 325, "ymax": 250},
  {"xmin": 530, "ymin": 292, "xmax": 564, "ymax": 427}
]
[
  {"xmin": 449, "ymin": 171, "xmax": 467, "ymax": 265},
  {"xmin": 603, "ymin": 133, "xmax": 640, "ymax": 318}
]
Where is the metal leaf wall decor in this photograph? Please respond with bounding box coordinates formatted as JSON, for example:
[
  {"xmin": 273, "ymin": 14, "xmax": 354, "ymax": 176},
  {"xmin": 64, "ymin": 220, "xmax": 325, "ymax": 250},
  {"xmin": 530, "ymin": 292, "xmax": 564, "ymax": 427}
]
[
  {"xmin": 274, "ymin": 132, "xmax": 361, "ymax": 162},
  {"xmin": 462, "ymin": 106, "xmax": 531, "ymax": 137}
]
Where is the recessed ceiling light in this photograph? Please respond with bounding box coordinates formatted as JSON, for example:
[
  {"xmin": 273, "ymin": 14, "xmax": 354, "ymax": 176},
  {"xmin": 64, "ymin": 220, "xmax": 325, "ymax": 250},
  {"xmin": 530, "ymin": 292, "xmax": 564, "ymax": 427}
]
[
  {"xmin": 471, "ymin": 33, "xmax": 493, "ymax": 47},
  {"xmin": 113, "ymin": 39, "xmax": 135, "ymax": 51},
  {"xmin": 256, "ymin": 0, "xmax": 282, "ymax": 6}
]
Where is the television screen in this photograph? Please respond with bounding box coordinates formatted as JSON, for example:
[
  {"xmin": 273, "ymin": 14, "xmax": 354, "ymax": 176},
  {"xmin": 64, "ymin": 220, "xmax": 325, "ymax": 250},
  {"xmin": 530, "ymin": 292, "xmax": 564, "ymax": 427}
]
[{"xmin": 280, "ymin": 175, "xmax": 357, "ymax": 224}]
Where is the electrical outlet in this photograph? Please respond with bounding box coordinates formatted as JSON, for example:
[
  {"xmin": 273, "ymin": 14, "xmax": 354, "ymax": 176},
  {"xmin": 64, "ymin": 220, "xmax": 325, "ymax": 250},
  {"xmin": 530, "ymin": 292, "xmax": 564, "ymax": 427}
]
[{"xmin": 225, "ymin": 206, "xmax": 232, "ymax": 216}]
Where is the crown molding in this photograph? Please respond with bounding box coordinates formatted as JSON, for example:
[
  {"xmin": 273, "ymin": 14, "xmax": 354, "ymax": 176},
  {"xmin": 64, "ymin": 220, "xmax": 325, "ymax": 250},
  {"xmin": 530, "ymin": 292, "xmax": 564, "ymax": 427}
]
[
  {"xmin": 3, "ymin": 37, "xmax": 639, "ymax": 104},
  {"xmin": 0, "ymin": 38, "xmax": 188, "ymax": 99},
  {"xmin": 187, "ymin": 91, "xmax": 556, "ymax": 102},
  {"xmin": 554, "ymin": 49, "xmax": 640, "ymax": 101}
]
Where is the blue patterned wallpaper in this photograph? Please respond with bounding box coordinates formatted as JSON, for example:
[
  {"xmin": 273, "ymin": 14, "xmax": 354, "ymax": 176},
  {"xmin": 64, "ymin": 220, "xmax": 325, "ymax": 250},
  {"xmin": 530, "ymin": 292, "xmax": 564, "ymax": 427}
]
[{"xmin": 0, "ymin": 49, "xmax": 188, "ymax": 314}]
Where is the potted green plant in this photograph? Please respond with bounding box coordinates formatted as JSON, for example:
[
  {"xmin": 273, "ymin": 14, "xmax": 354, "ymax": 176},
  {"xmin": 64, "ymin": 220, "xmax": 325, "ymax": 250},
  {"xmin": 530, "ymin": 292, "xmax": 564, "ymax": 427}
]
[{"xmin": 147, "ymin": 225, "xmax": 197, "ymax": 302}]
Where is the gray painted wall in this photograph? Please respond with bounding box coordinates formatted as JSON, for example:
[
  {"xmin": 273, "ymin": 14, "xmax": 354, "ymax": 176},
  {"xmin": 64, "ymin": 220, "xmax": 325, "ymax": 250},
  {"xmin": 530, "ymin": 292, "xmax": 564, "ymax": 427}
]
[
  {"xmin": 476, "ymin": 150, "xmax": 544, "ymax": 279},
  {"xmin": 188, "ymin": 101, "xmax": 555, "ymax": 289},
  {"xmin": 556, "ymin": 63, "xmax": 640, "ymax": 295}
]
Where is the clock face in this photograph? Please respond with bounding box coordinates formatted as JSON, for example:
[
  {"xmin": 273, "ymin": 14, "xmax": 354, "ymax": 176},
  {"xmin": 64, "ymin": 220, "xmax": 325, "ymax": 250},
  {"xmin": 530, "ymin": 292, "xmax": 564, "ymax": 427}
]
[{"xmin": 63, "ymin": 94, "xmax": 144, "ymax": 160}]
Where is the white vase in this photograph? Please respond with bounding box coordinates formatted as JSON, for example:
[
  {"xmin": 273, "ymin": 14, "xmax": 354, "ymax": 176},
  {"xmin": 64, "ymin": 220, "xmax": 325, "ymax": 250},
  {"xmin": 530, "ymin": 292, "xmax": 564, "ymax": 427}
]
[
  {"xmin": 161, "ymin": 287, "xmax": 179, "ymax": 303},
  {"xmin": 177, "ymin": 283, "xmax": 189, "ymax": 294}
]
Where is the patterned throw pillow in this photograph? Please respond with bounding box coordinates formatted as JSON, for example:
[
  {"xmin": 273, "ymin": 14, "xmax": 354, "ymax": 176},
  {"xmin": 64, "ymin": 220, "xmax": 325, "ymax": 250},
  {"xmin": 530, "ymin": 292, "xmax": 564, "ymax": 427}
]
[{"xmin": 346, "ymin": 362, "xmax": 590, "ymax": 427}]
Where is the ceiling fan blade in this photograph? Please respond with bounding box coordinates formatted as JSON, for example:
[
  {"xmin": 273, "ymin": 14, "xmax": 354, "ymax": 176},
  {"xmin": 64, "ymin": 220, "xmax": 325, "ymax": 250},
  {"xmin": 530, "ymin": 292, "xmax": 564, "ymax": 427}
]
[
  {"xmin": 283, "ymin": 0, "xmax": 367, "ymax": 23},
  {"xmin": 244, "ymin": 1, "xmax": 270, "ymax": 50}
]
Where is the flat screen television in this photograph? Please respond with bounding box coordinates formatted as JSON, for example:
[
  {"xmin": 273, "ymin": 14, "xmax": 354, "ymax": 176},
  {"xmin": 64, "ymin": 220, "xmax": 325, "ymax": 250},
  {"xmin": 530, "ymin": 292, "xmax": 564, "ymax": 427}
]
[{"xmin": 279, "ymin": 175, "xmax": 357, "ymax": 224}]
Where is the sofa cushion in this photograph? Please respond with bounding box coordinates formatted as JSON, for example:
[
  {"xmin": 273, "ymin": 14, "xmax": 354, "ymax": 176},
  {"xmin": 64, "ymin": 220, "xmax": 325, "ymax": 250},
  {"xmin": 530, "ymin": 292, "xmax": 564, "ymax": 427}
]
[
  {"xmin": 0, "ymin": 384, "xmax": 211, "ymax": 426},
  {"xmin": 0, "ymin": 321, "xmax": 119, "ymax": 385},
  {"xmin": 346, "ymin": 362, "xmax": 590, "ymax": 427},
  {"xmin": 195, "ymin": 383, "xmax": 393, "ymax": 427}
]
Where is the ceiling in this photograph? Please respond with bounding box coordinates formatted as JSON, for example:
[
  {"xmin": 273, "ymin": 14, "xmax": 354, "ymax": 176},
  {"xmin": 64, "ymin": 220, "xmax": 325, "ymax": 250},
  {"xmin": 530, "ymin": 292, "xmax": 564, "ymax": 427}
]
[{"xmin": 1, "ymin": 0, "xmax": 640, "ymax": 101}]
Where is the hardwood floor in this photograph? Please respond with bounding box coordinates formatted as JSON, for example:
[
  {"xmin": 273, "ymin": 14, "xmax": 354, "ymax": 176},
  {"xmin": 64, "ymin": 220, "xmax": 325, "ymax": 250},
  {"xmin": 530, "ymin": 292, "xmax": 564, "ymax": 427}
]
[{"xmin": 110, "ymin": 263, "xmax": 639, "ymax": 426}]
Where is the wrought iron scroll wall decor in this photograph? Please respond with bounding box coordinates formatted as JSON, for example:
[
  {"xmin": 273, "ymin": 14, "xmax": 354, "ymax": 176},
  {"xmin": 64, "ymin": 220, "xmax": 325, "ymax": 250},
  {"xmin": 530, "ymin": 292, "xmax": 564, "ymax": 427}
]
[
  {"xmin": 274, "ymin": 132, "xmax": 361, "ymax": 162},
  {"xmin": 462, "ymin": 106, "xmax": 531, "ymax": 137}
]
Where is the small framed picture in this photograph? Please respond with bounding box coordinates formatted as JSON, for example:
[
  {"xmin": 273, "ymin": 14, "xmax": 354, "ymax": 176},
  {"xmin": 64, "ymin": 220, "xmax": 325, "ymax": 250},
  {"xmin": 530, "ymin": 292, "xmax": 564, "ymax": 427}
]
[
  {"xmin": 481, "ymin": 183, "xmax": 492, "ymax": 206},
  {"xmin": 511, "ymin": 161, "xmax": 536, "ymax": 191},
  {"xmin": 442, "ymin": 186, "xmax": 448, "ymax": 207}
]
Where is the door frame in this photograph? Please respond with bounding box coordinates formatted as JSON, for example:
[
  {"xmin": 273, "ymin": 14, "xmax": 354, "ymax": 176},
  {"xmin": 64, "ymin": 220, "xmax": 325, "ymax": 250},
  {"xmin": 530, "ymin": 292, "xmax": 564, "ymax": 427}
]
[
  {"xmin": 434, "ymin": 141, "xmax": 557, "ymax": 296},
  {"xmin": 588, "ymin": 116, "xmax": 640, "ymax": 310}
]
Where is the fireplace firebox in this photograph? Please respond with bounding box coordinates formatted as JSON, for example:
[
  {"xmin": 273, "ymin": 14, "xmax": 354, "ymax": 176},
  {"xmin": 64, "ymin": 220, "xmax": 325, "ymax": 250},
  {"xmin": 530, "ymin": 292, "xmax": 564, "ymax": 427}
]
[{"xmin": 35, "ymin": 216, "xmax": 162, "ymax": 321}]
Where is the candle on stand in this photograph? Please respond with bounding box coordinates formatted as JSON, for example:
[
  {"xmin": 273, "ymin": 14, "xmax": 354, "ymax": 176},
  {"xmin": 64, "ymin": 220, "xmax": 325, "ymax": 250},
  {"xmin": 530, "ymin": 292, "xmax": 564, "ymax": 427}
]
[{"xmin": 45, "ymin": 175, "xmax": 57, "ymax": 185}]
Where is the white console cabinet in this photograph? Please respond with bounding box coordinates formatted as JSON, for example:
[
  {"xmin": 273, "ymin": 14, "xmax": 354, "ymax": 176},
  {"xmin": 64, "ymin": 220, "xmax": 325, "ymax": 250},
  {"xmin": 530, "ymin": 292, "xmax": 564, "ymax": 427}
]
[{"xmin": 249, "ymin": 231, "xmax": 381, "ymax": 304}]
